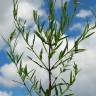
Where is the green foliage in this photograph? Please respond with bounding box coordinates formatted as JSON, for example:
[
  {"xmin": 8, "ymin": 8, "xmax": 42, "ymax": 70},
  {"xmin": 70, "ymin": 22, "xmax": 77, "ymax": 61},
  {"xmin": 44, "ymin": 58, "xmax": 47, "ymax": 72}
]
[{"xmin": 5, "ymin": 0, "xmax": 96, "ymax": 96}]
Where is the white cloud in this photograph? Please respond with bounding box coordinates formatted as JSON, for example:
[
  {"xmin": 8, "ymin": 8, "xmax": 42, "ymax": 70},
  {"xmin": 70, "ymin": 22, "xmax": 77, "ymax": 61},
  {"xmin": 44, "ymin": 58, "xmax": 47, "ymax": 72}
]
[
  {"xmin": 0, "ymin": 0, "xmax": 45, "ymax": 50},
  {"xmin": 18, "ymin": 1, "xmax": 34, "ymax": 20},
  {"xmin": 0, "ymin": 91, "xmax": 12, "ymax": 96},
  {"xmin": 0, "ymin": 63, "xmax": 20, "ymax": 87},
  {"xmin": 24, "ymin": 0, "xmax": 44, "ymax": 9},
  {"xmin": 76, "ymin": 9, "xmax": 92, "ymax": 18},
  {"xmin": 18, "ymin": 1, "xmax": 45, "ymax": 20},
  {"xmin": 0, "ymin": 76, "xmax": 17, "ymax": 87},
  {"xmin": 72, "ymin": 32, "xmax": 96, "ymax": 96},
  {"xmin": 0, "ymin": 7, "xmax": 14, "ymax": 49},
  {"xmin": 0, "ymin": 63, "xmax": 18, "ymax": 79},
  {"xmin": 70, "ymin": 23, "xmax": 83, "ymax": 31},
  {"xmin": 0, "ymin": 0, "xmax": 12, "ymax": 23}
]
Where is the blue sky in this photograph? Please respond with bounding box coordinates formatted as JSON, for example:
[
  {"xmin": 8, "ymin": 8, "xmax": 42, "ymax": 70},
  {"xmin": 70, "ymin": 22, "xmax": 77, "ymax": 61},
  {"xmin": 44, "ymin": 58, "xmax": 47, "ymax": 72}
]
[{"xmin": 0, "ymin": 0, "xmax": 96, "ymax": 96}]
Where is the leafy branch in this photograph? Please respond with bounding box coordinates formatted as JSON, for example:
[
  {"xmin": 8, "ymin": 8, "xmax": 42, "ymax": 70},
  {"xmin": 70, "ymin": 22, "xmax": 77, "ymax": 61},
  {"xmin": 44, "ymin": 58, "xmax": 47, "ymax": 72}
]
[{"xmin": 5, "ymin": 0, "xmax": 96, "ymax": 96}]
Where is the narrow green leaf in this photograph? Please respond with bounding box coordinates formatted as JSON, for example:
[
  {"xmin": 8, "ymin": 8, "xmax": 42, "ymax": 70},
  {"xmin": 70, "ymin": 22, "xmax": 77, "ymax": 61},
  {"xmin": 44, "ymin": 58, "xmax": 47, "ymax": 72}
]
[
  {"xmin": 74, "ymin": 40, "xmax": 78, "ymax": 53},
  {"xmin": 49, "ymin": 49, "xmax": 55, "ymax": 58},
  {"xmin": 59, "ymin": 51, "xmax": 64, "ymax": 60},
  {"xmin": 55, "ymin": 41, "xmax": 63, "ymax": 50},
  {"xmin": 30, "ymin": 70, "xmax": 36, "ymax": 79},
  {"xmin": 70, "ymin": 71, "xmax": 73, "ymax": 85},
  {"xmin": 40, "ymin": 22, "xmax": 45, "ymax": 32},
  {"xmin": 73, "ymin": 63, "xmax": 79, "ymax": 75},
  {"xmin": 26, "ymin": 32, "xmax": 29, "ymax": 43},
  {"xmin": 37, "ymin": 16, "xmax": 41, "ymax": 33},
  {"xmin": 63, "ymin": 38, "xmax": 68, "ymax": 53},
  {"xmin": 17, "ymin": 53, "xmax": 24, "ymax": 63},
  {"xmin": 24, "ymin": 65, "xmax": 28, "ymax": 76},
  {"xmin": 39, "ymin": 49, "xmax": 43, "ymax": 60},
  {"xmin": 59, "ymin": 85, "xmax": 62, "ymax": 94},
  {"xmin": 34, "ymin": 80, "xmax": 39, "ymax": 89},
  {"xmin": 31, "ymin": 34, "xmax": 35, "ymax": 49},
  {"xmin": 40, "ymin": 81, "xmax": 45, "ymax": 94},
  {"xmin": 83, "ymin": 23, "xmax": 89, "ymax": 37},
  {"xmin": 84, "ymin": 32, "xmax": 95, "ymax": 39},
  {"xmin": 65, "ymin": 93, "xmax": 74, "ymax": 96},
  {"xmin": 9, "ymin": 30, "xmax": 16, "ymax": 42},
  {"xmin": 7, "ymin": 52, "xmax": 14, "ymax": 62},
  {"xmin": 33, "ymin": 10, "xmax": 37, "ymax": 23},
  {"xmin": 35, "ymin": 31, "xmax": 45, "ymax": 42},
  {"xmin": 18, "ymin": 60, "xmax": 23, "ymax": 76},
  {"xmin": 55, "ymin": 85, "xmax": 58, "ymax": 96},
  {"xmin": 74, "ymin": 49, "xmax": 86, "ymax": 54}
]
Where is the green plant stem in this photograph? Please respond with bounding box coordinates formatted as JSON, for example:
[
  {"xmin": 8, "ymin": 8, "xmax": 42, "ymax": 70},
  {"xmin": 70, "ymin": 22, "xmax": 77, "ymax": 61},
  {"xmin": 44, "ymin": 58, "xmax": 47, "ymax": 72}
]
[
  {"xmin": 48, "ymin": 45, "xmax": 52, "ymax": 96},
  {"xmin": 51, "ymin": 47, "xmax": 74, "ymax": 70}
]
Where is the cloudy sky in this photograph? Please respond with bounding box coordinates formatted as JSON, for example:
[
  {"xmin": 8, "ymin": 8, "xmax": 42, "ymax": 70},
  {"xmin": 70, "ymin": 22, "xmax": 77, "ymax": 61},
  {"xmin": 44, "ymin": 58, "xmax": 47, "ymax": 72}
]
[{"xmin": 0, "ymin": 0, "xmax": 96, "ymax": 96}]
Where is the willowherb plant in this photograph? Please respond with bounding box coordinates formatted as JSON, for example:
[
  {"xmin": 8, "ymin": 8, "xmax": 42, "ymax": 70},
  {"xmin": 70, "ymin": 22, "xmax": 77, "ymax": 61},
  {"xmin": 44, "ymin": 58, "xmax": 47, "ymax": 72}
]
[{"xmin": 6, "ymin": 0, "xmax": 96, "ymax": 96}]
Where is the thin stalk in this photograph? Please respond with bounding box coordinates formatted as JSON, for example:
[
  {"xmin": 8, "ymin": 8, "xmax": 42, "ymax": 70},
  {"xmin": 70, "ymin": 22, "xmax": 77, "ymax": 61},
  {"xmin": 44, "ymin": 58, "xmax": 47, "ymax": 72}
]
[
  {"xmin": 51, "ymin": 47, "xmax": 74, "ymax": 70},
  {"xmin": 48, "ymin": 44, "xmax": 52, "ymax": 96}
]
